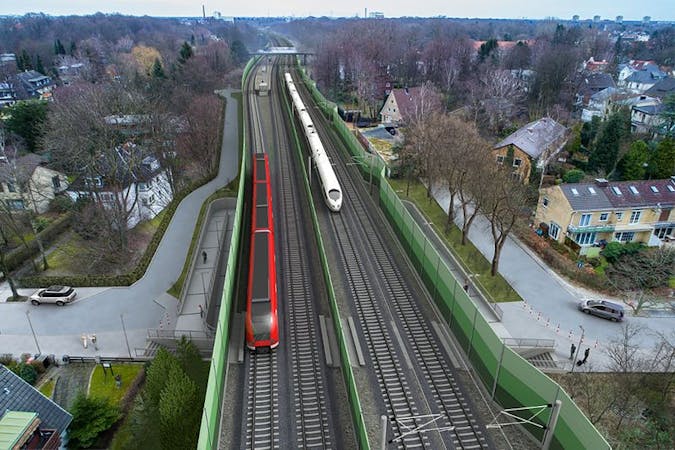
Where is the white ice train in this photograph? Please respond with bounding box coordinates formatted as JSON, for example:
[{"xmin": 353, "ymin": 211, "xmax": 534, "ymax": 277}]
[{"xmin": 284, "ymin": 72, "xmax": 342, "ymax": 212}]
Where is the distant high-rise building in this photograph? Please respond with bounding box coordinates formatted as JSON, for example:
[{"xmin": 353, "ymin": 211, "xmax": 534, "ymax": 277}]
[
  {"xmin": 643, "ymin": 16, "xmax": 651, "ymax": 24},
  {"xmin": 593, "ymin": 15, "xmax": 601, "ymax": 22},
  {"xmin": 572, "ymin": 15, "xmax": 580, "ymax": 22},
  {"xmin": 616, "ymin": 15, "xmax": 623, "ymax": 24},
  {"xmin": 368, "ymin": 11, "xmax": 384, "ymax": 19}
]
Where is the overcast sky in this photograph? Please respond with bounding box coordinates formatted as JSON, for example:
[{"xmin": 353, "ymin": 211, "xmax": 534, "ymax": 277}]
[{"xmin": 2, "ymin": 1, "xmax": 672, "ymax": 21}]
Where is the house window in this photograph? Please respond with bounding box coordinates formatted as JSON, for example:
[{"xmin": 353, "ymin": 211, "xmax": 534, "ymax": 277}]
[
  {"xmin": 654, "ymin": 226, "xmax": 674, "ymax": 240},
  {"xmin": 7, "ymin": 182, "xmax": 16, "ymax": 193},
  {"xmin": 513, "ymin": 158, "xmax": 522, "ymax": 167},
  {"xmin": 52, "ymin": 176, "xmax": 61, "ymax": 190},
  {"xmin": 629, "ymin": 210, "xmax": 641, "ymax": 224},
  {"xmin": 599, "ymin": 212, "xmax": 609, "ymax": 221},
  {"xmin": 575, "ymin": 232, "xmax": 597, "ymax": 245},
  {"xmin": 6, "ymin": 199, "xmax": 24, "ymax": 210},
  {"xmin": 142, "ymin": 194, "xmax": 156, "ymax": 206},
  {"xmin": 138, "ymin": 182, "xmax": 149, "ymax": 191},
  {"xmin": 614, "ymin": 231, "xmax": 635, "ymax": 242},
  {"xmin": 99, "ymin": 192, "xmax": 114, "ymax": 202},
  {"xmin": 542, "ymin": 197, "xmax": 549, "ymax": 208},
  {"xmin": 579, "ymin": 213, "xmax": 592, "ymax": 227},
  {"xmin": 496, "ymin": 155, "xmax": 505, "ymax": 165},
  {"xmin": 549, "ymin": 222, "xmax": 560, "ymax": 240},
  {"xmin": 615, "ymin": 212, "xmax": 623, "ymax": 221}
]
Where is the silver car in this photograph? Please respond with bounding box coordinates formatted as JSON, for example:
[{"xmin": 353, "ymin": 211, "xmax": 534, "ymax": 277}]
[
  {"xmin": 30, "ymin": 286, "xmax": 77, "ymax": 306},
  {"xmin": 578, "ymin": 299, "xmax": 624, "ymax": 322}
]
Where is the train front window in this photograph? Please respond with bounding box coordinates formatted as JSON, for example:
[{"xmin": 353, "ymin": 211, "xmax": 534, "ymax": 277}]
[{"xmin": 328, "ymin": 189, "xmax": 340, "ymax": 200}]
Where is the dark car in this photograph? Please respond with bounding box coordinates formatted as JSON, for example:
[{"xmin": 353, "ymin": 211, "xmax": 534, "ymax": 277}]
[
  {"xmin": 578, "ymin": 299, "xmax": 624, "ymax": 322},
  {"xmin": 30, "ymin": 286, "xmax": 77, "ymax": 306}
]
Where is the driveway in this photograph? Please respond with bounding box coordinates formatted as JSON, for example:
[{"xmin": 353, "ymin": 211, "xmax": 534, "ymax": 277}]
[
  {"xmin": 431, "ymin": 184, "xmax": 674, "ymax": 371},
  {"xmin": 0, "ymin": 89, "xmax": 240, "ymax": 358}
]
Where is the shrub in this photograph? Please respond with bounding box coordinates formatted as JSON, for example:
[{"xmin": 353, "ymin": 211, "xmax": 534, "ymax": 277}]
[
  {"xmin": 68, "ymin": 394, "xmax": 121, "ymax": 450},
  {"xmin": 49, "ymin": 195, "xmax": 75, "ymax": 213},
  {"xmin": 562, "ymin": 168, "xmax": 585, "ymax": 183},
  {"xmin": 601, "ymin": 241, "xmax": 645, "ymax": 263},
  {"xmin": 11, "ymin": 363, "xmax": 38, "ymax": 385}
]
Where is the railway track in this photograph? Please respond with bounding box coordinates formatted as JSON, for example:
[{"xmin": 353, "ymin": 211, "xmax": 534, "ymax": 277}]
[
  {"xmin": 239, "ymin": 56, "xmax": 338, "ymax": 449},
  {"xmin": 291, "ymin": 67, "xmax": 489, "ymax": 449},
  {"xmin": 269, "ymin": 59, "xmax": 334, "ymax": 448},
  {"xmin": 245, "ymin": 352, "xmax": 280, "ymax": 449}
]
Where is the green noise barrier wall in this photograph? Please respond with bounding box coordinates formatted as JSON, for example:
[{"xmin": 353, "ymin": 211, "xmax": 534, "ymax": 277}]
[
  {"xmin": 197, "ymin": 56, "xmax": 258, "ymax": 450},
  {"xmin": 294, "ymin": 61, "xmax": 610, "ymax": 450}
]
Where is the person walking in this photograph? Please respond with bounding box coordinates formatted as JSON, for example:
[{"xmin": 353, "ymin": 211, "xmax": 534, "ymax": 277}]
[
  {"xmin": 198, "ymin": 304, "xmax": 204, "ymax": 318},
  {"xmin": 569, "ymin": 343, "xmax": 576, "ymax": 360},
  {"xmin": 202, "ymin": 251, "xmax": 207, "ymax": 264},
  {"xmin": 582, "ymin": 348, "xmax": 590, "ymax": 364}
]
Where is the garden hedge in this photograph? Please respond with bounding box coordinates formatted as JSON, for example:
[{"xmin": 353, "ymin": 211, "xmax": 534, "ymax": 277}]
[{"xmin": 4, "ymin": 213, "xmax": 73, "ymax": 272}]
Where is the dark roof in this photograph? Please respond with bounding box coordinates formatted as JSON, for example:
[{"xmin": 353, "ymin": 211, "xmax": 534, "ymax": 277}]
[
  {"xmin": 391, "ymin": 87, "xmax": 424, "ymax": 123},
  {"xmin": 0, "ymin": 364, "xmax": 72, "ymax": 435},
  {"xmin": 68, "ymin": 145, "xmax": 162, "ymax": 191},
  {"xmin": 625, "ymin": 69, "xmax": 666, "ymax": 85},
  {"xmin": 0, "ymin": 153, "xmax": 44, "ymax": 184},
  {"xmin": 644, "ymin": 77, "xmax": 675, "ymax": 99},
  {"xmin": 560, "ymin": 179, "xmax": 675, "ymax": 211},
  {"xmin": 578, "ymin": 73, "xmax": 616, "ymax": 98},
  {"xmin": 494, "ymin": 117, "xmax": 567, "ymax": 159},
  {"xmin": 633, "ymin": 104, "xmax": 664, "ymax": 115}
]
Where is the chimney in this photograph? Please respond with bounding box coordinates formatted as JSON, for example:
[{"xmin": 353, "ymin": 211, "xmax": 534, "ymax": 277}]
[{"xmin": 595, "ymin": 178, "xmax": 609, "ymax": 187}]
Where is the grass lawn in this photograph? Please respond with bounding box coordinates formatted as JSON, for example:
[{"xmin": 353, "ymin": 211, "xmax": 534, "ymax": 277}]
[
  {"xmin": 39, "ymin": 378, "xmax": 56, "ymax": 398},
  {"xmin": 388, "ymin": 178, "xmax": 521, "ymax": 303},
  {"xmin": 134, "ymin": 210, "xmax": 165, "ymax": 235},
  {"xmin": 45, "ymin": 233, "xmax": 91, "ymax": 273},
  {"xmin": 89, "ymin": 364, "xmax": 143, "ymax": 406}
]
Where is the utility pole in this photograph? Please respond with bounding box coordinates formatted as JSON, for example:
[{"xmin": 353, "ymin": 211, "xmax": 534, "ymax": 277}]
[
  {"xmin": 26, "ymin": 311, "xmax": 41, "ymax": 355},
  {"xmin": 570, "ymin": 325, "xmax": 584, "ymax": 373}
]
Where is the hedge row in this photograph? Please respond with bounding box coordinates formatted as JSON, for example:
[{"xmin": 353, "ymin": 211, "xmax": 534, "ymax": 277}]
[
  {"xmin": 19, "ymin": 174, "xmax": 216, "ymax": 288},
  {"xmin": 4, "ymin": 213, "xmax": 73, "ymax": 272}
]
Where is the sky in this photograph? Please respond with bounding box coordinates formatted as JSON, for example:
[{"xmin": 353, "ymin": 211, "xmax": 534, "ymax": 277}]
[{"xmin": 1, "ymin": 0, "xmax": 672, "ymax": 21}]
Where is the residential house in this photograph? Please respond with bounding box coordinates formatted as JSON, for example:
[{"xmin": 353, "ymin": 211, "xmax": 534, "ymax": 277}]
[
  {"xmin": 67, "ymin": 145, "xmax": 173, "ymax": 229},
  {"xmin": 493, "ymin": 118, "xmax": 568, "ymax": 182},
  {"xmin": 14, "ymin": 70, "xmax": 54, "ymax": 101},
  {"xmin": 0, "ymin": 81, "xmax": 16, "ymax": 108},
  {"xmin": 618, "ymin": 60, "xmax": 659, "ymax": 83},
  {"xmin": 0, "ymin": 153, "xmax": 69, "ymax": 213},
  {"xmin": 0, "ymin": 364, "xmax": 72, "ymax": 449},
  {"xmin": 581, "ymin": 87, "xmax": 624, "ymax": 122},
  {"xmin": 575, "ymin": 73, "xmax": 616, "ymax": 111},
  {"xmin": 631, "ymin": 103, "xmax": 669, "ymax": 135},
  {"xmin": 582, "ymin": 57, "xmax": 610, "ymax": 73},
  {"xmin": 620, "ymin": 63, "xmax": 667, "ymax": 94},
  {"xmin": 644, "ymin": 77, "xmax": 675, "ymax": 99},
  {"xmin": 379, "ymin": 87, "xmax": 423, "ymax": 126},
  {"xmin": 534, "ymin": 177, "xmax": 675, "ymax": 252}
]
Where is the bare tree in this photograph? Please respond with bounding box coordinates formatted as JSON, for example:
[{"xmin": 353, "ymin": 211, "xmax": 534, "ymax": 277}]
[{"xmin": 484, "ymin": 167, "xmax": 534, "ymax": 276}]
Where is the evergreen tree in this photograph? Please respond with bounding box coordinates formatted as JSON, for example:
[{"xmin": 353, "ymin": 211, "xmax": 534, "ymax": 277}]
[
  {"xmin": 69, "ymin": 41, "xmax": 77, "ymax": 56},
  {"xmin": 478, "ymin": 38, "xmax": 499, "ymax": 62},
  {"xmin": 588, "ymin": 110, "xmax": 630, "ymax": 175},
  {"xmin": 54, "ymin": 39, "xmax": 66, "ymax": 55},
  {"xmin": 230, "ymin": 39, "xmax": 248, "ymax": 64},
  {"xmin": 581, "ymin": 116, "xmax": 601, "ymax": 148},
  {"xmin": 177, "ymin": 41, "xmax": 194, "ymax": 65},
  {"xmin": 158, "ymin": 367, "xmax": 200, "ymax": 450},
  {"xmin": 660, "ymin": 94, "xmax": 675, "ymax": 138},
  {"xmin": 648, "ymin": 138, "xmax": 675, "ymax": 179},
  {"xmin": 4, "ymin": 100, "xmax": 48, "ymax": 152},
  {"xmin": 35, "ymin": 55, "xmax": 45, "ymax": 75},
  {"xmin": 190, "ymin": 34, "xmax": 196, "ymax": 46},
  {"xmin": 18, "ymin": 49, "xmax": 32, "ymax": 71},
  {"xmin": 151, "ymin": 58, "xmax": 166, "ymax": 79},
  {"xmin": 144, "ymin": 348, "xmax": 181, "ymax": 409},
  {"xmin": 67, "ymin": 394, "xmax": 120, "ymax": 449},
  {"xmin": 618, "ymin": 140, "xmax": 649, "ymax": 180}
]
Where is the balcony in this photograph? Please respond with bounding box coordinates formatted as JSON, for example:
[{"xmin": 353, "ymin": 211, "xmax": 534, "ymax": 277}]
[{"xmin": 567, "ymin": 224, "xmax": 615, "ymax": 233}]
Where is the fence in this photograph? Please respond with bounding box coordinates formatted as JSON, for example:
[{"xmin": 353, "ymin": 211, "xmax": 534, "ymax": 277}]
[
  {"xmin": 196, "ymin": 56, "xmax": 257, "ymax": 450},
  {"xmin": 295, "ymin": 62, "xmax": 610, "ymax": 450}
]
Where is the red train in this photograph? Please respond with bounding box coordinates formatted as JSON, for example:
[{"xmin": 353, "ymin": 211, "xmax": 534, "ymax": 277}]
[{"xmin": 245, "ymin": 153, "xmax": 280, "ymax": 351}]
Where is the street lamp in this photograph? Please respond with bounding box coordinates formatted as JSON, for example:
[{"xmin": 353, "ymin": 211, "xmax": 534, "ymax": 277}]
[
  {"xmin": 570, "ymin": 325, "xmax": 584, "ymax": 373},
  {"xmin": 25, "ymin": 311, "xmax": 40, "ymax": 355}
]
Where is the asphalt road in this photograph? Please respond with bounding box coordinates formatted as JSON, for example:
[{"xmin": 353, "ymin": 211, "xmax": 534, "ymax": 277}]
[{"xmin": 0, "ymin": 89, "xmax": 240, "ymax": 358}]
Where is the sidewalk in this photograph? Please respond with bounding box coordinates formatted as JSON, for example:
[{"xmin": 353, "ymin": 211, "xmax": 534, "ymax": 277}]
[{"xmin": 0, "ymin": 89, "xmax": 240, "ymax": 359}]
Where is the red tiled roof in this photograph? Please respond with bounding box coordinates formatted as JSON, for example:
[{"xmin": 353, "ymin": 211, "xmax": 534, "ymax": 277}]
[{"xmin": 601, "ymin": 179, "xmax": 675, "ymax": 209}]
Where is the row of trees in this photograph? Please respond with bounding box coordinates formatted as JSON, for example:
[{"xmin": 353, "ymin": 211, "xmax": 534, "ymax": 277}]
[{"xmin": 399, "ymin": 88, "xmax": 535, "ymax": 275}]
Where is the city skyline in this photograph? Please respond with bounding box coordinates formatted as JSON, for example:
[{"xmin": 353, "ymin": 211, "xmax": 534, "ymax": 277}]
[{"xmin": 1, "ymin": 1, "xmax": 673, "ymax": 21}]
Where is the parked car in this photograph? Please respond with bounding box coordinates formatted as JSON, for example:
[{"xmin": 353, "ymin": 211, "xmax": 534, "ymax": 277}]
[
  {"xmin": 30, "ymin": 286, "xmax": 77, "ymax": 306},
  {"xmin": 577, "ymin": 299, "xmax": 624, "ymax": 322}
]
